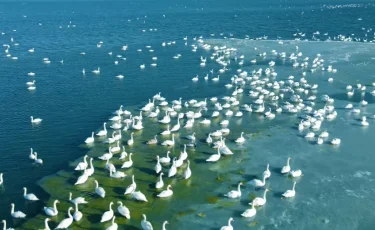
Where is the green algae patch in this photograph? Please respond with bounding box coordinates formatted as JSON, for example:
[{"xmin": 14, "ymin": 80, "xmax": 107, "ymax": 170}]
[
  {"xmin": 206, "ymin": 196, "xmax": 220, "ymax": 204},
  {"xmin": 197, "ymin": 213, "xmax": 206, "ymax": 218},
  {"xmin": 248, "ymin": 221, "xmax": 259, "ymax": 227}
]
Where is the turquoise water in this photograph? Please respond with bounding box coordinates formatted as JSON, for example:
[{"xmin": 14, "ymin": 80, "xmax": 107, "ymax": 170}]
[{"xmin": 1, "ymin": 0, "xmax": 375, "ymax": 229}]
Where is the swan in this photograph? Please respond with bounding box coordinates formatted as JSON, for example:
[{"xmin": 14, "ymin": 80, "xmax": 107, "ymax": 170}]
[
  {"xmin": 250, "ymin": 189, "xmax": 269, "ymax": 207},
  {"xmin": 30, "ymin": 116, "xmax": 42, "ymax": 124},
  {"xmin": 192, "ymin": 75, "xmax": 198, "ymax": 81},
  {"xmin": 131, "ymin": 191, "xmax": 148, "ymax": 202},
  {"xmin": 345, "ymin": 103, "xmax": 353, "ymax": 109},
  {"xmin": 241, "ymin": 202, "xmax": 256, "ymax": 218},
  {"xmin": 161, "ymin": 134, "xmax": 175, "ymax": 146},
  {"xmin": 26, "ymin": 80, "xmax": 35, "ymax": 86},
  {"xmin": 28, "ymin": 72, "xmax": 35, "ymax": 76},
  {"xmin": 109, "ymin": 169, "xmax": 126, "ymax": 179},
  {"xmin": 206, "ymin": 148, "xmax": 221, "ymax": 162},
  {"xmin": 317, "ymin": 137, "xmax": 324, "ymax": 145},
  {"xmin": 73, "ymin": 202, "xmax": 83, "ymax": 221},
  {"xmin": 156, "ymin": 172, "xmax": 164, "ymax": 189},
  {"xmin": 141, "ymin": 214, "xmax": 153, "ymax": 230},
  {"xmin": 155, "ymin": 156, "xmax": 162, "ymax": 174},
  {"xmin": 10, "ymin": 203, "xmax": 26, "ymax": 218},
  {"xmin": 69, "ymin": 192, "xmax": 88, "ymax": 205},
  {"xmin": 124, "ymin": 175, "xmax": 136, "ymax": 194},
  {"xmin": 84, "ymin": 132, "xmax": 95, "ymax": 144},
  {"xmin": 85, "ymin": 158, "xmax": 95, "ymax": 176},
  {"xmin": 33, "ymin": 152, "xmax": 43, "ymax": 164},
  {"xmin": 106, "ymin": 216, "xmax": 118, "ymax": 230},
  {"xmin": 206, "ymin": 133, "xmax": 213, "ymax": 143},
  {"xmin": 305, "ymin": 132, "xmax": 315, "ymax": 138},
  {"xmin": 184, "ymin": 160, "xmax": 192, "ymax": 179},
  {"xmin": 180, "ymin": 144, "xmax": 188, "ymax": 161},
  {"xmin": 92, "ymin": 67, "xmax": 100, "ymax": 74},
  {"xmin": 94, "ymin": 180, "xmax": 106, "ymax": 198},
  {"xmin": 331, "ymin": 138, "xmax": 341, "ymax": 145},
  {"xmin": 55, "ymin": 207, "xmax": 73, "ymax": 229},
  {"xmin": 75, "ymin": 155, "xmax": 88, "ymax": 171},
  {"xmin": 99, "ymin": 148, "xmax": 113, "ymax": 161},
  {"xmin": 1, "ymin": 220, "xmax": 14, "ymax": 230},
  {"xmin": 44, "ymin": 200, "xmax": 59, "ymax": 216},
  {"xmin": 121, "ymin": 153, "xmax": 133, "ymax": 168},
  {"xmin": 219, "ymin": 139, "xmax": 233, "ymax": 155},
  {"xmin": 160, "ymin": 151, "xmax": 171, "ymax": 164},
  {"xmin": 75, "ymin": 168, "xmax": 89, "ymax": 185},
  {"xmin": 162, "ymin": 221, "xmax": 169, "ymax": 230},
  {"xmin": 361, "ymin": 116, "xmax": 369, "ymax": 126},
  {"xmin": 282, "ymin": 182, "xmax": 296, "ymax": 198},
  {"xmin": 29, "ymin": 148, "xmax": 35, "ymax": 160},
  {"xmin": 110, "ymin": 141, "xmax": 121, "ymax": 153},
  {"xmin": 23, "ymin": 187, "xmax": 39, "ymax": 201},
  {"xmin": 96, "ymin": 122, "xmax": 107, "ymax": 136},
  {"xmin": 235, "ymin": 132, "xmax": 245, "ymax": 143},
  {"xmin": 157, "ymin": 184, "xmax": 173, "ymax": 198},
  {"xmin": 170, "ymin": 118, "xmax": 180, "ymax": 132},
  {"xmin": 168, "ymin": 159, "xmax": 177, "ymax": 177},
  {"xmin": 120, "ymin": 146, "xmax": 128, "ymax": 160},
  {"xmin": 101, "ymin": 202, "xmax": 114, "ymax": 222},
  {"xmin": 127, "ymin": 132, "xmax": 134, "ymax": 146},
  {"xmin": 212, "ymin": 75, "xmax": 220, "ymax": 81},
  {"xmin": 281, "ymin": 157, "xmax": 291, "ymax": 174},
  {"xmin": 263, "ymin": 164, "xmax": 271, "ymax": 179},
  {"xmin": 147, "ymin": 135, "xmax": 158, "ymax": 145},
  {"xmin": 161, "ymin": 125, "xmax": 171, "ymax": 135},
  {"xmin": 220, "ymin": 217, "xmax": 234, "ymax": 230},
  {"xmin": 290, "ymin": 170, "xmax": 303, "ymax": 178},
  {"xmin": 224, "ymin": 182, "xmax": 243, "ymax": 198},
  {"xmin": 248, "ymin": 175, "xmax": 267, "ymax": 188},
  {"xmin": 117, "ymin": 201, "xmax": 130, "ymax": 219},
  {"xmin": 186, "ymin": 132, "xmax": 196, "ymax": 141}
]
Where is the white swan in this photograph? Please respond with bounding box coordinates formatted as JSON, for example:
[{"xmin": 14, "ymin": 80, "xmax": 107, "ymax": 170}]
[
  {"xmin": 124, "ymin": 175, "xmax": 136, "ymax": 194},
  {"xmin": 101, "ymin": 202, "xmax": 114, "ymax": 223},
  {"xmin": 85, "ymin": 158, "xmax": 95, "ymax": 176},
  {"xmin": 241, "ymin": 203, "xmax": 256, "ymax": 218},
  {"xmin": 206, "ymin": 133, "xmax": 213, "ymax": 144},
  {"xmin": 96, "ymin": 122, "xmax": 107, "ymax": 136},
  {"xmin": 157, "ymin": 184, "xmax": 173, "ymax": 198},
  {"xmin": 147, "ymin": 135, "xmax": 158, "ymax": 145},
  {"xmin": 162, "ymin": 221, "xmax": 168, "ymax": 230},
  {"xmin": 155, "ymin": 156, "xmax": 162, "ymax": 174},
  {"xmin": 43, "ymin": 218, "xmax": 50, "ymax": 230},
  {"xmin": 30, "ymin": 116, "xmax": 42, "ymax": 124},
  {"xmin": 206, "ymin": 148, "xmax": 221, "ymax": 162},
  {"xmin": 156, "ymin": 172, "xmax": 164, "ymax": 189},
  {"xmin": 186, "ymin": 132, "xmax": 196, "ymax": 141},
  {"xmin": 160, "ymin": 151, "xmax": 171, "ymax": 164},
  {"xmin": 23, "ymin": 187, "xmax": 39, "ymax": 201},
  {"xmin": 168, "ymin": 159, "xmax": 177, "ymax": 177},
  {"xmin": 1, "ymin": 219, "xmax": 14, "ymax": 230},
  {"xmin": 141, "ymin": 214, "xmax": 153, "ymax": 230},
  {"xmin": 170, "ymin": 118, "xmax": 180, "ymax": 132},
  {"xmin": 55, "ymin": 207, "xmax": 73, "ymax": 229},
  {"xmin": 106, "ymin": 216, "xmax": 118, "ymax": 230},
  {"xmin": 92, "ymin": 67, "xmax": 100, "ymax": 74},
  {"xmin": 161, "ymin": 134, "xmax": 175, "ymax": 146},
  {"xmin": 224, "ymin": 182, "xmax": 243, "ymax": 198},
  {"xmin": 75, "ymin": 168, "xmax": 89, "ymax": 185},
  {"xmin": 99, "ymin": 148, "xmax": 113, "ymax": 161},
  {"xmin": 184, "ymin": 160, "xmax": 192, "ymax": 179},
  {"xmin": 127, "ymin": 132, "xmax": 134, "ymax": 146},
  {"xmin": 263, "ymin": 164, "xmax": 271, "ymax": 179},
  {"xmin": 109, "ymin": 169, "xmax": 126, "ymax": 179},
  {"xmin": 69, "ymin": 192, "xmax": 88, "ymax": 205},
  {"xmin": 160, "ymin": 125, "xmax": 171, "ymax": 135},
  {"xmin": 131, "ymin": 191, "xmax": 148, "ymax": 202},
  {"xmin": 248, "ymin": 175, "xmax": 266, "ymax": 188},
  {"xmin": 73, "ymin": 202, "xmax": 83, "ymax": 221},
  {"xmin": 220, "ymin": 217, "xmax": 234, "ymax": 230},
  {"xmin": 290, "ymin": 170, "xmax": 303, "ymax": 178},
  {"xmin": 282, "ymin": 182, "xmax": 296, "ymax": 198},
  {"xmin": 33, "ymin": 152, "xmax": 43, "ymax": 164},
  {"xmin": 235, "ymin": 132, "xmax": 245, "ymax": 143},
  {"xmin": 44, "ymin": 200, "xmax": 59, "ymax": 216},
  {"xmin": 84, "ymin": 132, "xmax": 94, "ymax": 144},
  {"xmin": 94, "ymin": 180, "xmax": 106, "ymax": 198},
  {"xmin": 29, "ymin": 148, "xmax": 35, "ymax": 160},
  {"xmin": 117, "ymin": 201, "xmax": 130, "ymax": 219},
  {"xmin": 121, "ymin": 153, "xmax": 133, "ymax": 168},
  {"xmin": 281, "ymin": 157, "xmax": 291, "ymax": 173},
  {"xmin": 75, "ymin": 155, "xmax": 88, "ymax": 171},
  {"xmin": 331, "ymin": 138, "xmax": 341, "ymax": 145},
  {"xmin": 249, "ymin": 189, "xmax": 269, "ymax": 206},
  {"xmin": 10, "ymin": 203, "xmax": 26, "ymax": 218},
  {"xmin": 361, "ymin": 116, "xmax": 369, "ymax": 126}
]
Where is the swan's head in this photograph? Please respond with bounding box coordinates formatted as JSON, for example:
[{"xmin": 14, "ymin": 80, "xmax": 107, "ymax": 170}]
[
  {"xmin": 23, "ymin": 187, "xmax": 27, "ymax": 191},
  {"xmin": 45, "ymin": 218, "xmax": 50, "ymax": 222},
  {"xmin": 110, "ymin": 201, "xmax": 114, "ymax": 206},
  {"xmin": 164, "ymin": 221, "xmax": 169, "ymax": 225},
  {"xmin": 160, "ymin": 172, "xmax": 164, "ymax": 175},
  {"xmin": 55, "ymin": 200, "xmax": 60, "ymax": 204},
  {"xmin": 117, "ymin": 201, "xmax": 123, "ymax": 205},
  {"xmin": 142, "ymin": 214, "xmax": 146, "ymax": 219},
  {"xmin": 167, "ymin": 185, "xmax": 172, "ymax": 189},
  {"xmin": 156, "ymin": 155, "xmax": 159, "ymax": 159},
  {"xmin": 239, "ymin": 182, "xmax": 243, "ymax": 186}
]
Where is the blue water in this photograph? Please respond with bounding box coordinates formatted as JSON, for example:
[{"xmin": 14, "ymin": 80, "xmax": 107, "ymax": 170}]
[{"xmin": 1, "ymin": 0, "xmax": 375, "ymax": 229}]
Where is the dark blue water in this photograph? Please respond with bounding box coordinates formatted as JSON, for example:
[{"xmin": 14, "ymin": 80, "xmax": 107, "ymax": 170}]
[{"xmin": 0, "ymin": 0, "xmax": 374, "ymax": 227}]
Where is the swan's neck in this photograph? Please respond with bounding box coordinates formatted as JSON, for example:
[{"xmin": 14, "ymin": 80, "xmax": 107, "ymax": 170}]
[
  {"xmin": 54, "ymin": 201, "xmax": 58, "ymax": 211},
  {"xmin": 24, "ymin": 188, "xmax": 27, "ymax": 196},
  {"xmin": 159, "ymin": 174, "xmax": 163, "ymax": 180},
  {"xmin": 292, "ymin": 183, "xmax": 296, "ymax": 191},
  {"xmin": 11, "ymin": 205, "xmax": 14, "ymax": 214},
  {"xmin": 132, "ymin": 176, "xmax": 135, "ymax": 184},
  {"xmin": 104, "ymin": 124, "xmax": 107, "ymax": 131},
  {"xmin": 2, "ymin": 221, "xmax": 5, "ymax": 230},
  {"xmin": 69, "ymin": 193, "xmax": 72, "ymax": 200},
  {"xmin": 75, "ymin": 203, "xmax": 79, "ymax": 211},
  {"xmin": 263, "ymin": 190, "xmax": 268, "ymax": 200},
  {"xmin": 237, "ymin": 184, "xmax": 241, "ymax": 192},
  {"xmin": 45, "ymin": 219, "xmax": 50, "ymax": 230},
  {"xmin": 129, "ymin": 154, "xmax": 132, "ymax": 161},
  {"xmin": 162, "ymin": 222, "xmax": 167, "ymax": 230},
  {"xmin": 228, "ymin": 219, "xmax": 232, "ymax": 227},
  {"xmin": 109, "ymin": 203, "xmax": 113, "ymax": 211},
  {"xmin": 68, "ymin": 209, "xmax": 72, "ymax": 218},
  {"xmin": 287, "ymin": 159, "xmax": 290, "ymax": 166}
]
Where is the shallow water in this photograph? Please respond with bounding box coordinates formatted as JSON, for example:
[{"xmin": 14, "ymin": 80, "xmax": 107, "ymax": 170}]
[{"xmin": 1, "ymin": 0, "xmax": 375, "ymax": 229}]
